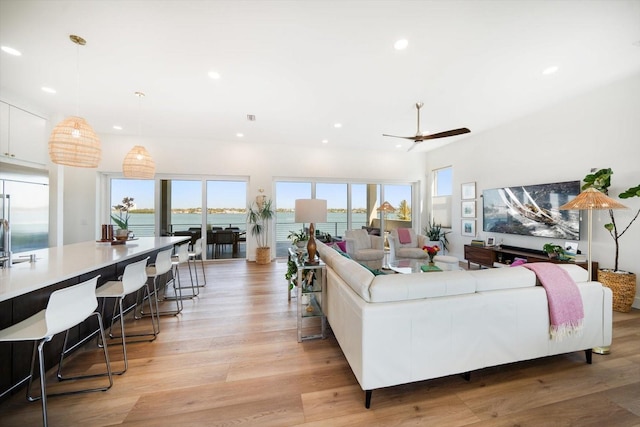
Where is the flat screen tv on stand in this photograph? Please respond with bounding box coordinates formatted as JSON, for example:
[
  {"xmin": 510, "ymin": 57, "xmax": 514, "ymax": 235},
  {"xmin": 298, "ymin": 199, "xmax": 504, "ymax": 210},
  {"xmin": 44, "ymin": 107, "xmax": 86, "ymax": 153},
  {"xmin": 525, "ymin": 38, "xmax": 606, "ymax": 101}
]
[{"xmin": 482, "ymin": 180, "xmax": 581, "ymax": 241}]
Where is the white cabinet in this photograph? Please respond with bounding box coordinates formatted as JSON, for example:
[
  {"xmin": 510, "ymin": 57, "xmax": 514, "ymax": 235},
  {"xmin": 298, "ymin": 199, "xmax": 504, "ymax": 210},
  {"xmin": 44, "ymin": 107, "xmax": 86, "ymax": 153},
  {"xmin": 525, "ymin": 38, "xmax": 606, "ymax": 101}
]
[{"xmin": 0, "ymin": 102, "xmax": 47, "ymax": 165}]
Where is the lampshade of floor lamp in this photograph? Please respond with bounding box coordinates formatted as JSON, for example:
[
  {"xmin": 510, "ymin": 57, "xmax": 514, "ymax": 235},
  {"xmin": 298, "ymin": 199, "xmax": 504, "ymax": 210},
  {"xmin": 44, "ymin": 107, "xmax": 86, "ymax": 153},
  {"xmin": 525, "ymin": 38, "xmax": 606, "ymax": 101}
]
[{"xmin": 295, "ymin": 199, "xmax": 327, "ymax": 264}]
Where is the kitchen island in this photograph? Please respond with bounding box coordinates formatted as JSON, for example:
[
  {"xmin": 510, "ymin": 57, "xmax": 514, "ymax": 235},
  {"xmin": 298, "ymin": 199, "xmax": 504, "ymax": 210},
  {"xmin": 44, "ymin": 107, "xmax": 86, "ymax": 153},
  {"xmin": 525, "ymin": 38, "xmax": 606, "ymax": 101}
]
[{"xmin": 0, "ymin": 236, "xmax": 189, "ymax": 400}]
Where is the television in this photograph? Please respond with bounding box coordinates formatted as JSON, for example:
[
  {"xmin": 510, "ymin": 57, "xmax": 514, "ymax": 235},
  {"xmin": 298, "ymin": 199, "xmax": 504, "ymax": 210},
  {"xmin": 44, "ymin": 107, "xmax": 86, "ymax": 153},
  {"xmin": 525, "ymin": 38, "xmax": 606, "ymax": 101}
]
[{"xmin": 482, "ymin": 180, "xmax": 580, "ymax": 240}]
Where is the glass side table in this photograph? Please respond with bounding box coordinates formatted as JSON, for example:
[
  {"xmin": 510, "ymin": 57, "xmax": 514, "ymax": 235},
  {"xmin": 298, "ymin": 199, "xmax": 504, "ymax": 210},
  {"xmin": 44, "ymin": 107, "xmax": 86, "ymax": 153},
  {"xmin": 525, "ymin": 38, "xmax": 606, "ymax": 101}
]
[{"xmin": 289, "ymin": 248, "xmax": 326, "ymax": 342}]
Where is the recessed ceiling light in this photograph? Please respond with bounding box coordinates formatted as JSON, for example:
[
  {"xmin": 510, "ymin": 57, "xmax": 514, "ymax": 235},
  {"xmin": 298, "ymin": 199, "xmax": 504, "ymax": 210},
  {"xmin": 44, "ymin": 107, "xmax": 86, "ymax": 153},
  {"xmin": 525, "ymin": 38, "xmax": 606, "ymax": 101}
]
[
  {"xmin": 333, "ymin": 123, "xmax": 342, "ymax": 128},
  {"xmin": 1, "ymin": 46, "xmax": 21, "ymax": 56},
  {"xmin": 208, "ymin": 71, "xmax": 221, "ymax": 79},
  {"xmin": 113, "ymin": 125, "xmax": 123, "ymax": 130},
  {"xmin": 236, "ymin": 133, "xmax": 244, "ymax": 138},
  {"xmin": 41, "ymin": 87, "xmax": 56, "ymax": 94},
  {"xmin": 394, "ymin": 39, "xmax": 409, "ymax": 50},
  {"xmin": 322, "ymin": 139, "xmax": 328, "ymax": 144},
  {"xmin": 542, "ymin": 66, "xmax": 559, "ymax": 75},
  {"xmin": 395, "ymin": 144, "xmax": 402, "ymax": 148}
]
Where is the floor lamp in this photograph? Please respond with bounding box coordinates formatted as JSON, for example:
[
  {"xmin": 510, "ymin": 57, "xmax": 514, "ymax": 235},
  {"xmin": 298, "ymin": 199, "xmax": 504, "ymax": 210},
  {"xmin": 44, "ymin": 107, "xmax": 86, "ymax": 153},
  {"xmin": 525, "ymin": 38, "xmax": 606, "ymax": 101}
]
[
  {"xmin": 295, "ymin": 199, "xmax": 327, "ymax": 264},
  {"xmin": 560, "ymin": 187, "xmax": 627, "ymax": 355}
]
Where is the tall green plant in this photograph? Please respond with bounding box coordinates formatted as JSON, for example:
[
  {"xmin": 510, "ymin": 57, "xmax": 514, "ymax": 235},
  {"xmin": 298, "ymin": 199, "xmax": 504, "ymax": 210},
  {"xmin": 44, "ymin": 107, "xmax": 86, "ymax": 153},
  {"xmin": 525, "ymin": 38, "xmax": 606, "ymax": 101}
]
[
  {"xmin": 423, "ymin": 218, "xmax": 451, "ymax": 252},
  {"xmin": 582, "ymin": 168, "xmax": 640, "ymax": 271},
  {"xmin": 247, "ymin": 198, "xmax": 275, "ymax": 248}
]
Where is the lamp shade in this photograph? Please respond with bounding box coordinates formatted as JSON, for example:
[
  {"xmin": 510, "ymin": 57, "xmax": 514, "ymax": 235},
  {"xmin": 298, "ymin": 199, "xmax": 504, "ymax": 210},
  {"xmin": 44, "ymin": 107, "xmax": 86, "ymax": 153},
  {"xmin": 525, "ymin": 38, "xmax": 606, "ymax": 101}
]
[
  {"xmin": 378, "ymin": 201, "xmax": 396, "ymax": 213},
  {"xmin": 294, "ymin": 199, "xmax": 327, "ymax": 223},
  {"xmin": 559, "ymin": 187, "xmax": 628, "ymax": 210},
  {"xmin": 122, "ymin": 145, "xmax": 155, "ymax": 179},
  {"xmin": 48, "ymin": 116, "xmax": 101, "ymax": 168}
]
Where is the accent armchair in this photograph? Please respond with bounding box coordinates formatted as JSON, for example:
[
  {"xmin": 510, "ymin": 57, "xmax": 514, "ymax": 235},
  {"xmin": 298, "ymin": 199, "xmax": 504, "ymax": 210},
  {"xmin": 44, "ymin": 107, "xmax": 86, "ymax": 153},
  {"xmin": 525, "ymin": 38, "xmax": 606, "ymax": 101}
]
[
  {"xmin": 388, "ymin": 228, "xmax": 429, "ymax": 260},
  {"xmin": 344, "ymin": 229, "xmax": 385, "ymax": 269}
]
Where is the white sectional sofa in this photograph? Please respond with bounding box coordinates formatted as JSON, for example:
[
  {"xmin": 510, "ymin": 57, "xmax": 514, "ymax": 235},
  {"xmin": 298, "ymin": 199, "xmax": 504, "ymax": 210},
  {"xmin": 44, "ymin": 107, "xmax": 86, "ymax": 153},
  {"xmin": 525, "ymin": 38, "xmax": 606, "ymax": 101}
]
[{"xmin": 316, "ymin": 241, "xmax": 613, "ymax": 408}]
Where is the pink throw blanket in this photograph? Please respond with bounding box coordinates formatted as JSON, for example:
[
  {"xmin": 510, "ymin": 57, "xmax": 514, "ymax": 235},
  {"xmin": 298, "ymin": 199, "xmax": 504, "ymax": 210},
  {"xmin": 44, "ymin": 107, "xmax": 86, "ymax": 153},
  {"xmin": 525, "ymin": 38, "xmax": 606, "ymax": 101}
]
[
  {"xmin": 523, "ymin": 263, "xmax": 584, "ymax": 341},
  {"xmin": 397, "ymin": 228, "xmax": 412, "ymax": 244}
]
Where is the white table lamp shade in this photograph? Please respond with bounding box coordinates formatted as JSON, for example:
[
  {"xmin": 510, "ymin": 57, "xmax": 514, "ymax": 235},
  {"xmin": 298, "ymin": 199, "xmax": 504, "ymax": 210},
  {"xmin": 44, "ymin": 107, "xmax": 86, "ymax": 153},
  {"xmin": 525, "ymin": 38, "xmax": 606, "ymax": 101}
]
[{"xmin": 295, "ymin": 199, "xmax": 327, "ymax": 223}]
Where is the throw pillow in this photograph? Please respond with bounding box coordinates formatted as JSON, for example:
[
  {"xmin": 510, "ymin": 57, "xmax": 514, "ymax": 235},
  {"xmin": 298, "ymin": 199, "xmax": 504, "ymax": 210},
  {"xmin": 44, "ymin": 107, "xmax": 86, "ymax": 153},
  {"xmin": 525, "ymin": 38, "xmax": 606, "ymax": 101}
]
[{"xmin": 336, "ymin": 240, "xmax": 347, "ymax": 252}]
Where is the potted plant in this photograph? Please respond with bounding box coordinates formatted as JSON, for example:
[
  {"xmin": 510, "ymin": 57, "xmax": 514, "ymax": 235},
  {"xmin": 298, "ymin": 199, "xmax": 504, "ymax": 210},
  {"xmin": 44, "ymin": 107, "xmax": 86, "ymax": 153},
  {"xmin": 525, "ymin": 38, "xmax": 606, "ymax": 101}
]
[
  {"xmin": 287, "ymin": 229, "xmax": 308, "ymax": 248},
  {"xmin": 542, "ymin": 243, "xmax": 565, "ymax": 259},
  {"xmin": 424, "ymin": 219, "xmax": 451, "ymax": 253},
  {"xmin": 111, "ymin": 196, "xmax": 135, "ymax": 240},
  {"xmin": 247, "ymin": 197, "xmax": 275, "ymax": 264},
  {"xmin": 582, "ymin": 168, "xmax": 640, "ymax": 312}
]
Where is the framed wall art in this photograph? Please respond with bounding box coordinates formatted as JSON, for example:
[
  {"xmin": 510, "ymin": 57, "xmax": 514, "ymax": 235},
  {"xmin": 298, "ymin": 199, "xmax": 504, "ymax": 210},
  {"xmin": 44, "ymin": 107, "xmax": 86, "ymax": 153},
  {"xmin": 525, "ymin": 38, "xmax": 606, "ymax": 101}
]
[
  {"xmin": 461, "ymin": 182, "xmax": 476, "ymax": 200},
  {"xmin": 461, "ymin": 200, "xmax": 476, "ymax": 218},
  {"xmin": 461, "ymin": 219, "xmax": 476, "ymax": 237}
]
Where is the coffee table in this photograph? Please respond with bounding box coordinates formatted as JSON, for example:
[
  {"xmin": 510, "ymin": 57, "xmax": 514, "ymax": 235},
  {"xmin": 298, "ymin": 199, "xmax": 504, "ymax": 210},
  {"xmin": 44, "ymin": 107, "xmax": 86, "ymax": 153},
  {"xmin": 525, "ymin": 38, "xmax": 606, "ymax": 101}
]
[{"xmin": 387, "ymin": 258, "xmax": 459, "ymax": 274}]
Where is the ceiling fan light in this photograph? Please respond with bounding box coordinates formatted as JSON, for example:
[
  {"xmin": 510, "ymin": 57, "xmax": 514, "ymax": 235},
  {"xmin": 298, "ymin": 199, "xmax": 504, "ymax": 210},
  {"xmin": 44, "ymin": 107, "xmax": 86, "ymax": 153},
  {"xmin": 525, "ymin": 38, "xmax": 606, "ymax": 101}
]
[
  {"xmin": 123, "ymin": 145, "xmax": 155, "ymax": 179},
  {"xmin": 49, "ymin": 116, "xmax": 101, "ymax": 167}
]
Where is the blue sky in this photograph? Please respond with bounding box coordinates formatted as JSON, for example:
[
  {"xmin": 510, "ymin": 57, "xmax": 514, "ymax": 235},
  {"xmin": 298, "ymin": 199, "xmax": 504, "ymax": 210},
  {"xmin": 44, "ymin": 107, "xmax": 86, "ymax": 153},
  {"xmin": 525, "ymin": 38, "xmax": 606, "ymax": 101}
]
[{"xmin": 111, "ymin": 172, "xmax": 452, "ymax": 210}]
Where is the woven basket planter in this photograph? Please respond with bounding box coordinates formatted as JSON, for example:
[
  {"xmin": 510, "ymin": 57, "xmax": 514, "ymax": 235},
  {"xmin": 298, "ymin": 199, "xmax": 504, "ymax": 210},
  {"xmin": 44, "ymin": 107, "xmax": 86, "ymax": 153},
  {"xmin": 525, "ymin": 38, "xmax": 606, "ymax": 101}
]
[
  {"xmin": 597, "ymin": 269, "xmax": 637, "ymax": 312},
  {"xmin": 255, "ymin": 247, "xmax": 271, "ymax": 265}
]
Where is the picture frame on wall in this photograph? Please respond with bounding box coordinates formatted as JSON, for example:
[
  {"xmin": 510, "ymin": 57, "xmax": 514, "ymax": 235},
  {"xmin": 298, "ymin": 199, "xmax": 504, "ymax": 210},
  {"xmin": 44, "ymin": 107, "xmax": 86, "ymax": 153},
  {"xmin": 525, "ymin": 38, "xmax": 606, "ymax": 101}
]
[
  {"xmin": 461, "ymin": 182, "xmax": 476, "ymax": 200},
  {"xmin": 461, "ymin": 219, "xmax": 476, "ymax": 236},
  {"xmin": 461, "ymin": 200, "xmax": 476, "ymax": 218}
]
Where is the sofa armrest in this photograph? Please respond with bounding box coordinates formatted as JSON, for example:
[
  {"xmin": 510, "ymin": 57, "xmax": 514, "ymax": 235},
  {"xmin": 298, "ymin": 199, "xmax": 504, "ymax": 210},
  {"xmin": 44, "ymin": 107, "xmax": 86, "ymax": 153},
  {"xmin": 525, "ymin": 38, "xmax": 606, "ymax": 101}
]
[{"xmin": 417, "ymin": 234, "xmax": 428, "ymax": 247}]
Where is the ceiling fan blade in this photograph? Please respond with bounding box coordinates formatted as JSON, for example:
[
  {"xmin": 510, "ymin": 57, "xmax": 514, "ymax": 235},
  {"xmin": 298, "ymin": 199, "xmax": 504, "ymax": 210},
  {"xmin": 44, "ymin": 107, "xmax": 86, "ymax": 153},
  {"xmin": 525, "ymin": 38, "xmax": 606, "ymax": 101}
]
[
  {"xmin": 382, "ymin": 134, "xmax": 419, "ymax": 141},
  {"xmin": 418, "ymin": 128, "xmax": 470, "ymax": 141},
  {"xmin": 407, "ymin": 141, "xmax": 420, "ymax": 152}
]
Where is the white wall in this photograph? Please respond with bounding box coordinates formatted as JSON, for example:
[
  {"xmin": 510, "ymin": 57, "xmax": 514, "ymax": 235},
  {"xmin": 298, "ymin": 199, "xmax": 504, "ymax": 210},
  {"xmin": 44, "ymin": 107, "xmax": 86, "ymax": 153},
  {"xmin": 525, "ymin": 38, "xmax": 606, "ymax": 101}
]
[{"xmin": 425, "ymin": 72, "xmax": 640, "ymax": 308}]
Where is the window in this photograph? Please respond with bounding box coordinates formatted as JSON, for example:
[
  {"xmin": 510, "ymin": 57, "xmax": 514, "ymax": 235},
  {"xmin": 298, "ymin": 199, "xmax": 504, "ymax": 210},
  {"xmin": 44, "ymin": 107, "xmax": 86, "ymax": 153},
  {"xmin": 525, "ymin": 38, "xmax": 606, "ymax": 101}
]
[
  {"xmin": 110, "ymin": 179, "xmax": 155, "ymax": 237},
  {"xmin": 432, "ymin": 167, "xmax": 452, "ymax": 228}
]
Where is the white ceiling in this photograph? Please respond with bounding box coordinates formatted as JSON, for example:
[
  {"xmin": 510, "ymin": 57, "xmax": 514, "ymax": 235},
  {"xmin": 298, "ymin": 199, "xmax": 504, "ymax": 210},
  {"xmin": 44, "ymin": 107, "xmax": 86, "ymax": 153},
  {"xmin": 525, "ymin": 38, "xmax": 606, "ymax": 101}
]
[{"xmin": 1, "ymin": 0, "xmax": 639, "ymax": 153}]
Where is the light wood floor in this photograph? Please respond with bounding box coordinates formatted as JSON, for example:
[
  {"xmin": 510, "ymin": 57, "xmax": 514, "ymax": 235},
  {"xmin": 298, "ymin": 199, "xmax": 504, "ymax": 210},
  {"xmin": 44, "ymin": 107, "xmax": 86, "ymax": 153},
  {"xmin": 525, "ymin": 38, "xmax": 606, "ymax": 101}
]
[{"xmin": 1, "ymin": 260, "xmax": 639, "ymax": 426}]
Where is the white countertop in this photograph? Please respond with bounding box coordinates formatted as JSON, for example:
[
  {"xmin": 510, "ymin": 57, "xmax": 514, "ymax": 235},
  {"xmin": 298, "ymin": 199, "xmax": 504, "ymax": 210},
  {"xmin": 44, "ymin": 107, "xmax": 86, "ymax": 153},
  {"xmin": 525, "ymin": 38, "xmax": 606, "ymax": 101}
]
[{"xmin": 0, "ymin": 236, "xmax": 189, "ymax": 302}]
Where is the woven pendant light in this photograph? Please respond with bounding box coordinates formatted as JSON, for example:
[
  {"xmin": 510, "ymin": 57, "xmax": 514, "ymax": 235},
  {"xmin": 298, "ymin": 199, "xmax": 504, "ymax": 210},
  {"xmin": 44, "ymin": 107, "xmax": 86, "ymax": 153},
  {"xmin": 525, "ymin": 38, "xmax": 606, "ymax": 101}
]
[
  {"xmin": 123, "ymin": 145, "xmax": 155, "ymax": 179},
  {"xmin": 122, "ymin": 91, "xmax": 155, "ymax": 179},
  {"xmin": 49, "ymin": 35, "xmax": 101, "ymax": 168},
  {"xmin": 49, "ymin": 116, "xmax": 101, "ymax": 167}
]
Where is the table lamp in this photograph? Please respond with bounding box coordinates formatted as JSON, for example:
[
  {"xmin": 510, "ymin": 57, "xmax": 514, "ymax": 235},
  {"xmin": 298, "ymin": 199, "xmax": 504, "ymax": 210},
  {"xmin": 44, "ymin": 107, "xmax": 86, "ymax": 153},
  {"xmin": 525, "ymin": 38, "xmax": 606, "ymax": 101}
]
[
  {"xmin": 378, "ymin": 201, "xmax": 395, "ymax": 232},
  {"xmin": 295, "ymin": 199, "xmax": 327, "ymax": 264}
]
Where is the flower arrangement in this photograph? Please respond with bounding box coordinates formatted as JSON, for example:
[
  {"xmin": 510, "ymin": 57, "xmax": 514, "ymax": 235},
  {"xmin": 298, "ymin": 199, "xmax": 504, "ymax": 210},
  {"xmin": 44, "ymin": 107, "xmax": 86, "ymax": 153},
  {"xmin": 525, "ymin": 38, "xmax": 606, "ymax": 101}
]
[
  {"xmin": 422, "ymin": 244, "xmax": 440, "ymax": 263},
  {"xmin": 111, "ymin": 196, "xmax": 135, "ymax": 230}
]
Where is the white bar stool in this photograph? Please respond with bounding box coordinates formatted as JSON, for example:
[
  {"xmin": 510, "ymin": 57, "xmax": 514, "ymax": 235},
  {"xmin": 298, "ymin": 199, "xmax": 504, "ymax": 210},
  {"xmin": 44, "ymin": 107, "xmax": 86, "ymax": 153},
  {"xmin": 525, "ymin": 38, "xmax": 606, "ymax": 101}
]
[
  {"xmin": 169, "ymin": 242, "xmax": 197, "ymax": 299},
  {"xmin": 188, "ymin": 237, "xmax": 206, "ymax": 288},
  {"xmin": 96, "ymin": 257, "xmax": 157, "ymax": 375},
  {"xmin": 142, "ymin": 247, "xmax": 181, "ymax": 322},
  {"xmin": 0, "ymin": 275, "xmax": 113, "ymax": 427}
]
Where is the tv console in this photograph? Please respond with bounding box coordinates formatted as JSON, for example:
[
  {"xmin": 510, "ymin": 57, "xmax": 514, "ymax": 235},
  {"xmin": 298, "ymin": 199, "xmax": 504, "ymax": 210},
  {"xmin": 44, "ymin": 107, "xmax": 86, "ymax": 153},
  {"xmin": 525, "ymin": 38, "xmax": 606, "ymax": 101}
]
[{"xmin": 463, "ymin": 244, "xmax": 598, "ymax": 281}]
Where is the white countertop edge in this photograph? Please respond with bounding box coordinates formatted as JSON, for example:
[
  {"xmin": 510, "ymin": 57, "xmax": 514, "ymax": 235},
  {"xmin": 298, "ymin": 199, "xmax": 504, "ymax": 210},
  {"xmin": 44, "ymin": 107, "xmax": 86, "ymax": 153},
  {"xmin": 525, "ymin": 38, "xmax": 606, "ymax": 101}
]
[{"xmin": 0, "ymin": 236, "xmax": 189, "ymax": 302}]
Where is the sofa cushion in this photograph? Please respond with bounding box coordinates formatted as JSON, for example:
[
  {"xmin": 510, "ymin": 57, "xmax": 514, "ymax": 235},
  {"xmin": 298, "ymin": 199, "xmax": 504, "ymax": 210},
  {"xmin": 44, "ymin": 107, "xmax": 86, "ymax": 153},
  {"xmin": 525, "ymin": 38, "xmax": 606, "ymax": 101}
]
[
  {"xmin": 470, "ymin": 266, "xmax": 536, "ymax": 291},
  {"xmin": 369, "ymin": 270, "xmax": 477, "ymax": 303},
  {"xmin": 397, "ymin": 247, "xmax": 428, "ymax": 259},
  {"xmin": 551, "ymin": 263, "xmax": 589, "ymax": 283}
]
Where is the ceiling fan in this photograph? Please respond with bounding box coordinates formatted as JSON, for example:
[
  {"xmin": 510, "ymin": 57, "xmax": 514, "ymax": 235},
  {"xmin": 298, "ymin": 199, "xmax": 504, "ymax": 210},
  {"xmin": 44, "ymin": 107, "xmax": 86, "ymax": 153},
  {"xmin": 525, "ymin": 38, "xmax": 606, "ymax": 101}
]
[{"xmin": 383, "ymin": 102, "xmax": 470, "ymax": 151}]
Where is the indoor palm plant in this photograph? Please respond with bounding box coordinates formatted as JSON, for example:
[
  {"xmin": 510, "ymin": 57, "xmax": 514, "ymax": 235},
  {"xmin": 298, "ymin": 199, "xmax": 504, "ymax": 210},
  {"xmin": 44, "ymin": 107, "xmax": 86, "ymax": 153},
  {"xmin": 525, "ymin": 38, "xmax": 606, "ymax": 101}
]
[
  {"xmin": 247, "ymin": 197, "xmax": 275, "ymax": 264},
  {"xmin": 582, "ymin": 168, "xmax": 640, "ymax": 312}
]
